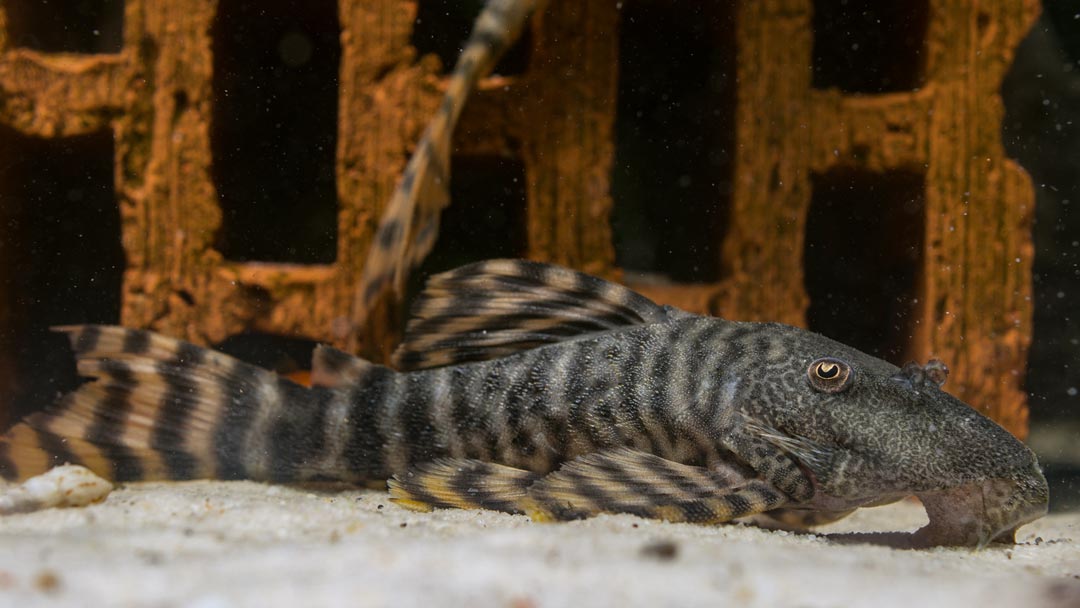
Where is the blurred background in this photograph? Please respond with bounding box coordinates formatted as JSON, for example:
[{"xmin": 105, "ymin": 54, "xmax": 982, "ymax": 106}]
[{"xmin": 1001, "ymin": 1, "xmax": 1080, "ymax": 511}]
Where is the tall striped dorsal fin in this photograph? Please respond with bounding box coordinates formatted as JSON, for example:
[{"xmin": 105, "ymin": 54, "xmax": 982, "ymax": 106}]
[
  {"xmin": 392, "ymin": 259, "xmax": 670, "ymax": 370},
  {"xmin": 351, "ymin": 0, "xmax": 541, "ymax": 333}
]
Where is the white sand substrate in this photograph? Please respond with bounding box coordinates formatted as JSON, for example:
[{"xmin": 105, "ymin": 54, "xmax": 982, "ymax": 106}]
[{"xmin": 1, "ymin": 480, "xmax": 1078, "ymax": 608}]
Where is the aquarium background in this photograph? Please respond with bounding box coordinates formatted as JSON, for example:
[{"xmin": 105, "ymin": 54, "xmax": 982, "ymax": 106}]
[
  {"xmin": 0, "ymin": 0, "xmax": 1077, "ymax": 508},
  {"xmin": 1004, "ymin": 1, "xmax": 1080, "ymax": 511}
]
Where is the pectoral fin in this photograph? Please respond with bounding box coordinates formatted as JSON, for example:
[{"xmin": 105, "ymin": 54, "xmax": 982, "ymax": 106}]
[{"xmin": 388, "ymin": 449, "xmax": 790, "ymax": 525}]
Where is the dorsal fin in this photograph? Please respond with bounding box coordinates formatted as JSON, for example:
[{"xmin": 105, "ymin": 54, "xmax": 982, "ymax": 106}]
[
  {"xmin": 392, "ymin": 259, "xmax": 669, "ymax": 370},
  {"xmin": 350, "ymin": 0, "xmax": 541, "ymax": 336},
  {"xmin": 311, "ymin": 344, "xmax": 385, "ymax": 388}
]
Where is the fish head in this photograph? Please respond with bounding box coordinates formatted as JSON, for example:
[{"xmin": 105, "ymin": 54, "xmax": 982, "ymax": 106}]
[{"xmin": 734, "ymin": 323, "xmax": 1049, "ymax": 547}]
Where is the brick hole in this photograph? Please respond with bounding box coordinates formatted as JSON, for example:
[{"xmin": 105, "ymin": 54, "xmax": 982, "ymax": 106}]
[
  {"xmin": 0, "ymin": 128, "xmax": 123, "ymax": 428},
  {"xmin": 811, "ymin": 0, "xmax": 928, "ymax": 93},
  {"xmin": 612, "ymin": 0, "xmax": 735, "ymax": 283},
  {"xmin": 213, "ymin": 333, "xmax": 319, "ymax": 382},
  {"xmin": 804, "ymin": 169, "xmax": 925, "ymax": 363},
  {"xmin": 211, "ymin": 0, "xmax": 340, "ymax": 264},
  {"xmin": 412, "ymin": 0, "xmax": 532, "ymax": 76},
  {"xmin": 3, "ymin": 0, "xmax": 123, "ymax": 53},
  {"xmin": 409, "ymin": 155, "xmax": 528, "ymax": 299}
]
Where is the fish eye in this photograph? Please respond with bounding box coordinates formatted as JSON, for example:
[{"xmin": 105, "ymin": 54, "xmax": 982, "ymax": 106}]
[{"xmin": 807, "ymin": 358, "xmax": 854, "ymax": 393}]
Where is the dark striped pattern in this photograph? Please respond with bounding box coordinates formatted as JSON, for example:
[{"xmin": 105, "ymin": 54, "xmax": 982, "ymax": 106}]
[
  {"xmin": 152, "ymin": 345, "xmax": 205, "ymax": 479},
  {"xmin": 121, "ymin": 328, "xmax": 151, "ymax": 355},
  {"xmin": 0, "ymin": 325, "xmax": 341, "ymax": 484},
  {"xmin": 73, "ymin": 325, "xmax": 102, "ymax": 354},
  {"xmin": 212, "ymin": 361, "xmax": 270, "ymax": 480},
  {"xmin": 521, "ymin": 448, "xmax": 788, "ymax": 524},
  {"xmin": 267, "ymin": 382, "xmax": 331, "ymax": 482},
  {"xmin": 3, "ymin": 271, "xmax": 817, "ymax": 526},
  {"xmin": 85, "ymin": 360, "xmax": 143, "ymax": 481},
  {"xmin": 389, "ymin": 458, "xmax": 539, "ymax": 513},
  {"xmin": 34, "ymin": 426, "xmax": 82, "ymax": 470},
  {"xmin": 0, "ymin": 441, "xmax": 14, "ymax": 481},
  {"xmin": 342, "ymin": 366, "xmax": 395, "ymax": 477},
  {"xmin": 1, "ymin": 253, "xmax": 1052, "ymax": 545},
  {"xmin": 398, "ymin": 375, "xmax": 439, "ymax": 467},
  {"xmin": 394, "ymin": 259, "xmax": 670, "ymax": 370}
]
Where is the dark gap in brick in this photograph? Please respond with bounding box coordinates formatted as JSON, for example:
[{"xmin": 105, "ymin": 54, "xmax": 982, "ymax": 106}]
[
  {"xmin": 0, "ymin": 127, "xmax": 123, "ymax": 428},
  {"xmin": 4, "ymin": 0, "xmax": 124, "ymax": 53},
  {"xmin": 612, "ymin": 0, "xmax": 735, "ymax": 283},
  {"xmin": 805, "ymin": 169, "xmax": 925, "ymax": 363},
  {"xmin": 412, "ymin": 0, "xmax": 532, "ymax": 76},
  {"xmin": 1043, "ymin": 0, "xmax": 1080, "ymax": 63},
  {"xmin": 1002, "ymin": 8, "xmax": 1080, "ymax": 438},
  {"xmin": 211, "ymin": 0, "xmax": 340, "ymax": 264},
  {"xmin": 812, "ymin": 0, "xmax": 928, "ymax": 93},
  {"xmin": 407, "ymin": 155, "xmax": 528, "ymax": 303},
  {"xmin": 213, "ymin": 333, "xmax": 319, "ymax": 380}
]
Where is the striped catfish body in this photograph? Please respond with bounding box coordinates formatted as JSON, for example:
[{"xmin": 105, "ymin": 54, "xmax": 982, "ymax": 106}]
[
  {"xmin": 0, "ymin": 259, "xmax": 1050, "ymax": 547},
  {"xmin": 0, "ymin": 261, "xmax": 795, "ymax": 525},
  {"xmin": 338, "ymin": 317, "xmax": 740, "ymax": 480}
]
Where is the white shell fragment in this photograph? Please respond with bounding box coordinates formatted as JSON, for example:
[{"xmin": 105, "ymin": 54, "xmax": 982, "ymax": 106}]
[{"xmin": 0, "ymin": 465, "xmax": 113, "ymax": 515}]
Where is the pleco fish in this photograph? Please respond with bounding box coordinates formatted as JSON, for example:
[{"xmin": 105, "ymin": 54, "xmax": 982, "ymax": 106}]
[
  {"xmin": 0, "ymin": 260, "xmax": 1049, "ymax": 548},
  {"xmin": 0, "ymin": 0, "xmax": 1050, "ymax": 548}
]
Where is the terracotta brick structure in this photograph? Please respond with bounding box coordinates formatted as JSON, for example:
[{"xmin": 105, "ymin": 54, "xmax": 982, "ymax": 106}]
[{"xmin": 0, "ymin": 1, "xmax": 1038, "ymax": 437}]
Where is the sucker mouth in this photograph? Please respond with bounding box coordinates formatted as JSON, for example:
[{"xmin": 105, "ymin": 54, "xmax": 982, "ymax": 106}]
[{"xmin": 915, "ymin": 473, "xmax": 1050, "ymax": 548}]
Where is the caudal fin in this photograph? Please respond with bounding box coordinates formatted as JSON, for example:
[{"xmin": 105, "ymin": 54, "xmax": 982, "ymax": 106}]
[{"xmin": 0, "ymin": 326, "xmax": 315, "ymax": 483}]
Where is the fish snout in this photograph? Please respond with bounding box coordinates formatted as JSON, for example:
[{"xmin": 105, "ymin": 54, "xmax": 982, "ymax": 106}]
[{"xmin": 995, "ymin": 461, "xmax": 1051, "ymax": 539}]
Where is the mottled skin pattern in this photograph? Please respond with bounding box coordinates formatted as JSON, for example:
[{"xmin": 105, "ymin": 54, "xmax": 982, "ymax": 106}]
[
  {"xmin": 0, "ymin": 261, "xmax": 1048, "ymax": 548},
  {"xmin": 379, "ymin": 312, "xmax": 1046, "ymax": 545}
]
